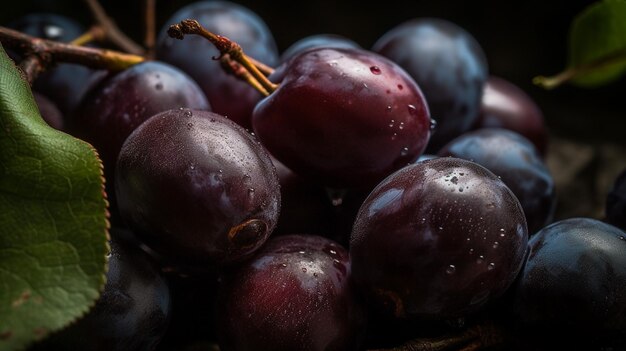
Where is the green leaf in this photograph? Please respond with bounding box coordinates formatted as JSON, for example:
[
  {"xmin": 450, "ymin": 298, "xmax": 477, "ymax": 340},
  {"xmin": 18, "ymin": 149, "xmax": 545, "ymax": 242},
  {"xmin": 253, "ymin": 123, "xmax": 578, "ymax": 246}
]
[
  {"xmin": 568, "ymin": 0, "xmax": 626, "ymax": 87},
  {"xmin": 0, "ymin": 45, "xmax": 109, "ymax": 350}
]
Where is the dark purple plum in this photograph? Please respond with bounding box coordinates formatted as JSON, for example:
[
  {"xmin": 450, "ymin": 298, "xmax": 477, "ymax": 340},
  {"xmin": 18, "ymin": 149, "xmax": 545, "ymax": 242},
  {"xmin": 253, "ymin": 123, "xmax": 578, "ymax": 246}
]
[
  {"xmin": 156, "ymin": 0, "xmax": 279, "ymax": 129},
  {"xmin": 217, "ymin": 234, "xmax": 366, "ymax": 351},
  {"xmin": 280, "ymin": 34, "xmax": 361, "ymax": 63},
  {"xmin": 606, "ymin": 168, "xmax": 626, "ymax": 231},
  {"xmin": 350, "ymin": 157, "xmax": 528, "ymax": 320},
  {"xmin": 513, "ymin": 218, "xmax": 626, "ymax": 346},
  {"xmin": 8, "ymin": 13, "xmax": 105, "ymax": 115},
  {"xmin": 34, "ymin": 233, "xmax": 171, "ymax": 351},
  {"xmin": 271, "ymin": 156, "xmax": 335, "ymax": 237},
  {"xmin": 438, "ymin": 128, "xmax": 555, "ymax": 234},
  {"xmin": 73, "ymin": 61, "xmax": 210, "ymax": 170},
  {"xmin": 372, "ymin": 18, "xmax": 488, "ymax": 153},
  {"xmin": 475, "ymin": 76, "xmax": 548, "ymax": 155},
  {"xmin": 34, "ymin": 92, "xmax": 64, "ymax": 131},
  {"xmin": 253, "ymin": 47, "xmax": 432, "ymax": 188},
  {"xmin": 115, "ymin": 109, "xmax": 280, "ymax": 267}
]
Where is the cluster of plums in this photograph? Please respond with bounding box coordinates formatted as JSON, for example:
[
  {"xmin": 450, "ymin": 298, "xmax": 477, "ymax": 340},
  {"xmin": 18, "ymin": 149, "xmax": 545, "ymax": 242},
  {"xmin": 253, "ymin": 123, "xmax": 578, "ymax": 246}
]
[{"xmin": 6, "ymin": 1, "xmax": 626, "ymax": 350}]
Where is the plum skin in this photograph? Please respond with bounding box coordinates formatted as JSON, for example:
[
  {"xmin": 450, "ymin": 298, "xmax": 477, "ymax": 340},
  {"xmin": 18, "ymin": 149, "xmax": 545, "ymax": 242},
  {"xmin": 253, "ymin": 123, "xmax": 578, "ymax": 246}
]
[
  {"xmin": 115, "ymin": 109, "xmax": 280, "ymax": 267},
  {"xmin": 217, "ymin": 235, "xmax": 366, "ymax": 351},
  {"xmin": 350, "ymin": 157, "xmax": 528, "ymax": 320},
  {"xmin": 253, "ymin": 47, "xmax": 432, "ymax": 188}
]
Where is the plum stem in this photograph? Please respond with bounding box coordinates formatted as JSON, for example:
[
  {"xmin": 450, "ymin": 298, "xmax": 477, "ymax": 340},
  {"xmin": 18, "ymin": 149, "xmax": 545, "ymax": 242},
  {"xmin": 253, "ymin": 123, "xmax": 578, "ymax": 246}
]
[
  {"xmin": 0, "ymin": 26, "xmax": 144, "ymax": 85},
  {"xmin": 219, "ymin": 54, "xmax": 270, "ymax": 95},
  {"xmin": 533, "ymin": 47, "xmax": 626, "ymax": 89},
  {"xmin": 69, "ymin": 25, "xmax": 106, "ymax": 46},
  {"xmin": 143, "ymin": 0, "xmax": 156, "ymax": 59},
  {"xmin": 167, "ymin": 19, "xmax": 277, "ymax": 96},
  {"xmin": 83, "ymin": 0, "xmax": 145, "ymax": 55}
]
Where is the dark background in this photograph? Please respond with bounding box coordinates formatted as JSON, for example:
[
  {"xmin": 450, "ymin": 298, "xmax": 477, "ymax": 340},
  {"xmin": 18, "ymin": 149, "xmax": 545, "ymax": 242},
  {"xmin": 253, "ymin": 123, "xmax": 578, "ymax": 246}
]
[
  {"xmin": 2, "ymin": 0, "xmax": 625, "ymax": 219},
  {"xmin": 2, "ymin": 0, "xmax": 624, "ymax": 143}
]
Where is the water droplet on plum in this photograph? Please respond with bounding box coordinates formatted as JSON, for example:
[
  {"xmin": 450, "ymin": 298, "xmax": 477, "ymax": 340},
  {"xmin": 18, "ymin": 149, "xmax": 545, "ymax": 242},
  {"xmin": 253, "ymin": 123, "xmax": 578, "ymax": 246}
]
[
  {"xmin": 407, "ymin": 104, "xmax": 417, "ymax": 115},
  {"xmin": 430, "ymin": 119, "xmax": 437, "ymax": 130}
]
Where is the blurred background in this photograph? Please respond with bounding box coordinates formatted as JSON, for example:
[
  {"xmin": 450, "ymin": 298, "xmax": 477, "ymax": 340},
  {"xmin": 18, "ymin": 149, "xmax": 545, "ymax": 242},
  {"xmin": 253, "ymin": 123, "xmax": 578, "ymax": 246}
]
[{"xmin": 2, "ymin": 0, "xmax": 625, "ymax": 219}]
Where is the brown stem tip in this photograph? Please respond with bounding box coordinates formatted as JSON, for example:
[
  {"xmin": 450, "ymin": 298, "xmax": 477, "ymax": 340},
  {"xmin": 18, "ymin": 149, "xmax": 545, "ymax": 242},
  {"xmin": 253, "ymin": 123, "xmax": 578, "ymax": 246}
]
[{"xmin": 166, "ymin": 19, "xmax": 277, "ymax": 95}]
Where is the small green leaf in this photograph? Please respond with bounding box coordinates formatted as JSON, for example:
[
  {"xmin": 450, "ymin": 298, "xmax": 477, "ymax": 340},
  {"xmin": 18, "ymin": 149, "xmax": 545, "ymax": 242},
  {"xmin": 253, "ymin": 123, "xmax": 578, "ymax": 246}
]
[
  {"xmin": 0, "ymin": 45, "xmax": 109, "ymax": 350},
  {"xmin": 534, "ymin": 0, "xmax": 626, "ymax": 89},
  {"xmin": 568, "ymin": 0, "xmax": 626, "ymax": 87}
]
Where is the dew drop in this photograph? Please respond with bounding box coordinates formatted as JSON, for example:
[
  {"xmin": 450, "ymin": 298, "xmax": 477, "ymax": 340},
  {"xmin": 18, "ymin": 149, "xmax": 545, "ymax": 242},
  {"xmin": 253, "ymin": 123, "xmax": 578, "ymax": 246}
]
[
  {"xmin": 620, "ymin": 236, "xmax": 625, "ymax": 241},
  {"xmin": 450, "ymin": 176, "xmax": 458, "ymax": 184},
  {"xmin": 189, "ymin": 164, "xmax": 195, "ymax": 170},
  {"xmin": 477, "ymin": 255, "xmax": 485, "ymax": 264},
  {"xmin": 299, "ymin": 251, "xmax": 306, "ymax": 254},
  {"xmin": 248, "ymin": 188, "xmax": 255, "ymax": 194},
  {"xmin": 281, "ymin": 263, "xmax": 287, "ymax": 268},
  {"xmin": 397, "ymin": 84, "xmax": 403, "ymax": 90},
  {"xmin": 362, "ymin": 83, "xmax": 369, "ymax": 89},
  {"xmin": 210, "ymin": 118, "xmax": 216, "ymax": 122},
  {"xmin": 313, "ymin": 273, "xmax": 318, "ymax": 277},
  {"xmin": 399, "ymin": 122, "xmax": 404, "ymax": 130},
  {"xmin": 430, "ymin": 119, "xmax": 437, "ymax": 130},
  {"xmin": 446, "ymin": 265, "xmax": 456, "ymax": 274},
  {"xmin": 407, "ymin": 104, "xmax": 417, "ymax": 115},
  {"xmin": 469, "ymin": 248, "xmax": 474, "ymax": 254},
  {"xmin": 184, "ymin": 110, "xmax": 193, "ymax": 117},
  {"xmin": 458, "ymin": 187, "xmax": 464, "ymax": 192},
  {"xmin": 155, "ymin": 83, "xmax": 163, "ymax": 90},
  {"xmin": 400, "ymin": 147, "xmax": 409, "ymax": 156},
  {"xmin": 302, "ymin": 268, "xmax": 307, "ymax": 273},
  {"xmin": 493, "ymin": 241, "xmax": 499, "ymax": 249},
  {"xmin": 370, "ymin": 66, "xmax": 382, "ymax": 75},
  {"xmin": 386, "ymin": 105, "xmax": 392, "ymax": 112},
  {"xmin": 438, "ymin": 226, "xmax": 444, "ymax": 231},
  {"xmin": 488, "ymin": 263, "xmax": 495, "ymax": 271},
  {"xmin": 329, "ymin": 249, "xmax": 337, "ymax": 255}
]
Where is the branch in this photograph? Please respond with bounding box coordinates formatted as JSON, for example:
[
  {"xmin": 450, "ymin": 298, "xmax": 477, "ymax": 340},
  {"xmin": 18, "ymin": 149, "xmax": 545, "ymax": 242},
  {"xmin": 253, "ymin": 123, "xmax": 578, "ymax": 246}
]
[
  {"xmin": 0, "ymin": 26, "xmax": 144, "ymax": 83},
  {"xmin": 144, "ymin": 0, "xmax": 156, "ymax": 59},
  {"xmin": 83, "ymin": 0, "xmax": 145, "ymax": 55},
  {"xmin": 19, "ymin": 56, "xmax": 46, "ymax": 85},
  {"xmin": 69, "ymin": 25, "xmax": 107, "ymax": 46}
]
